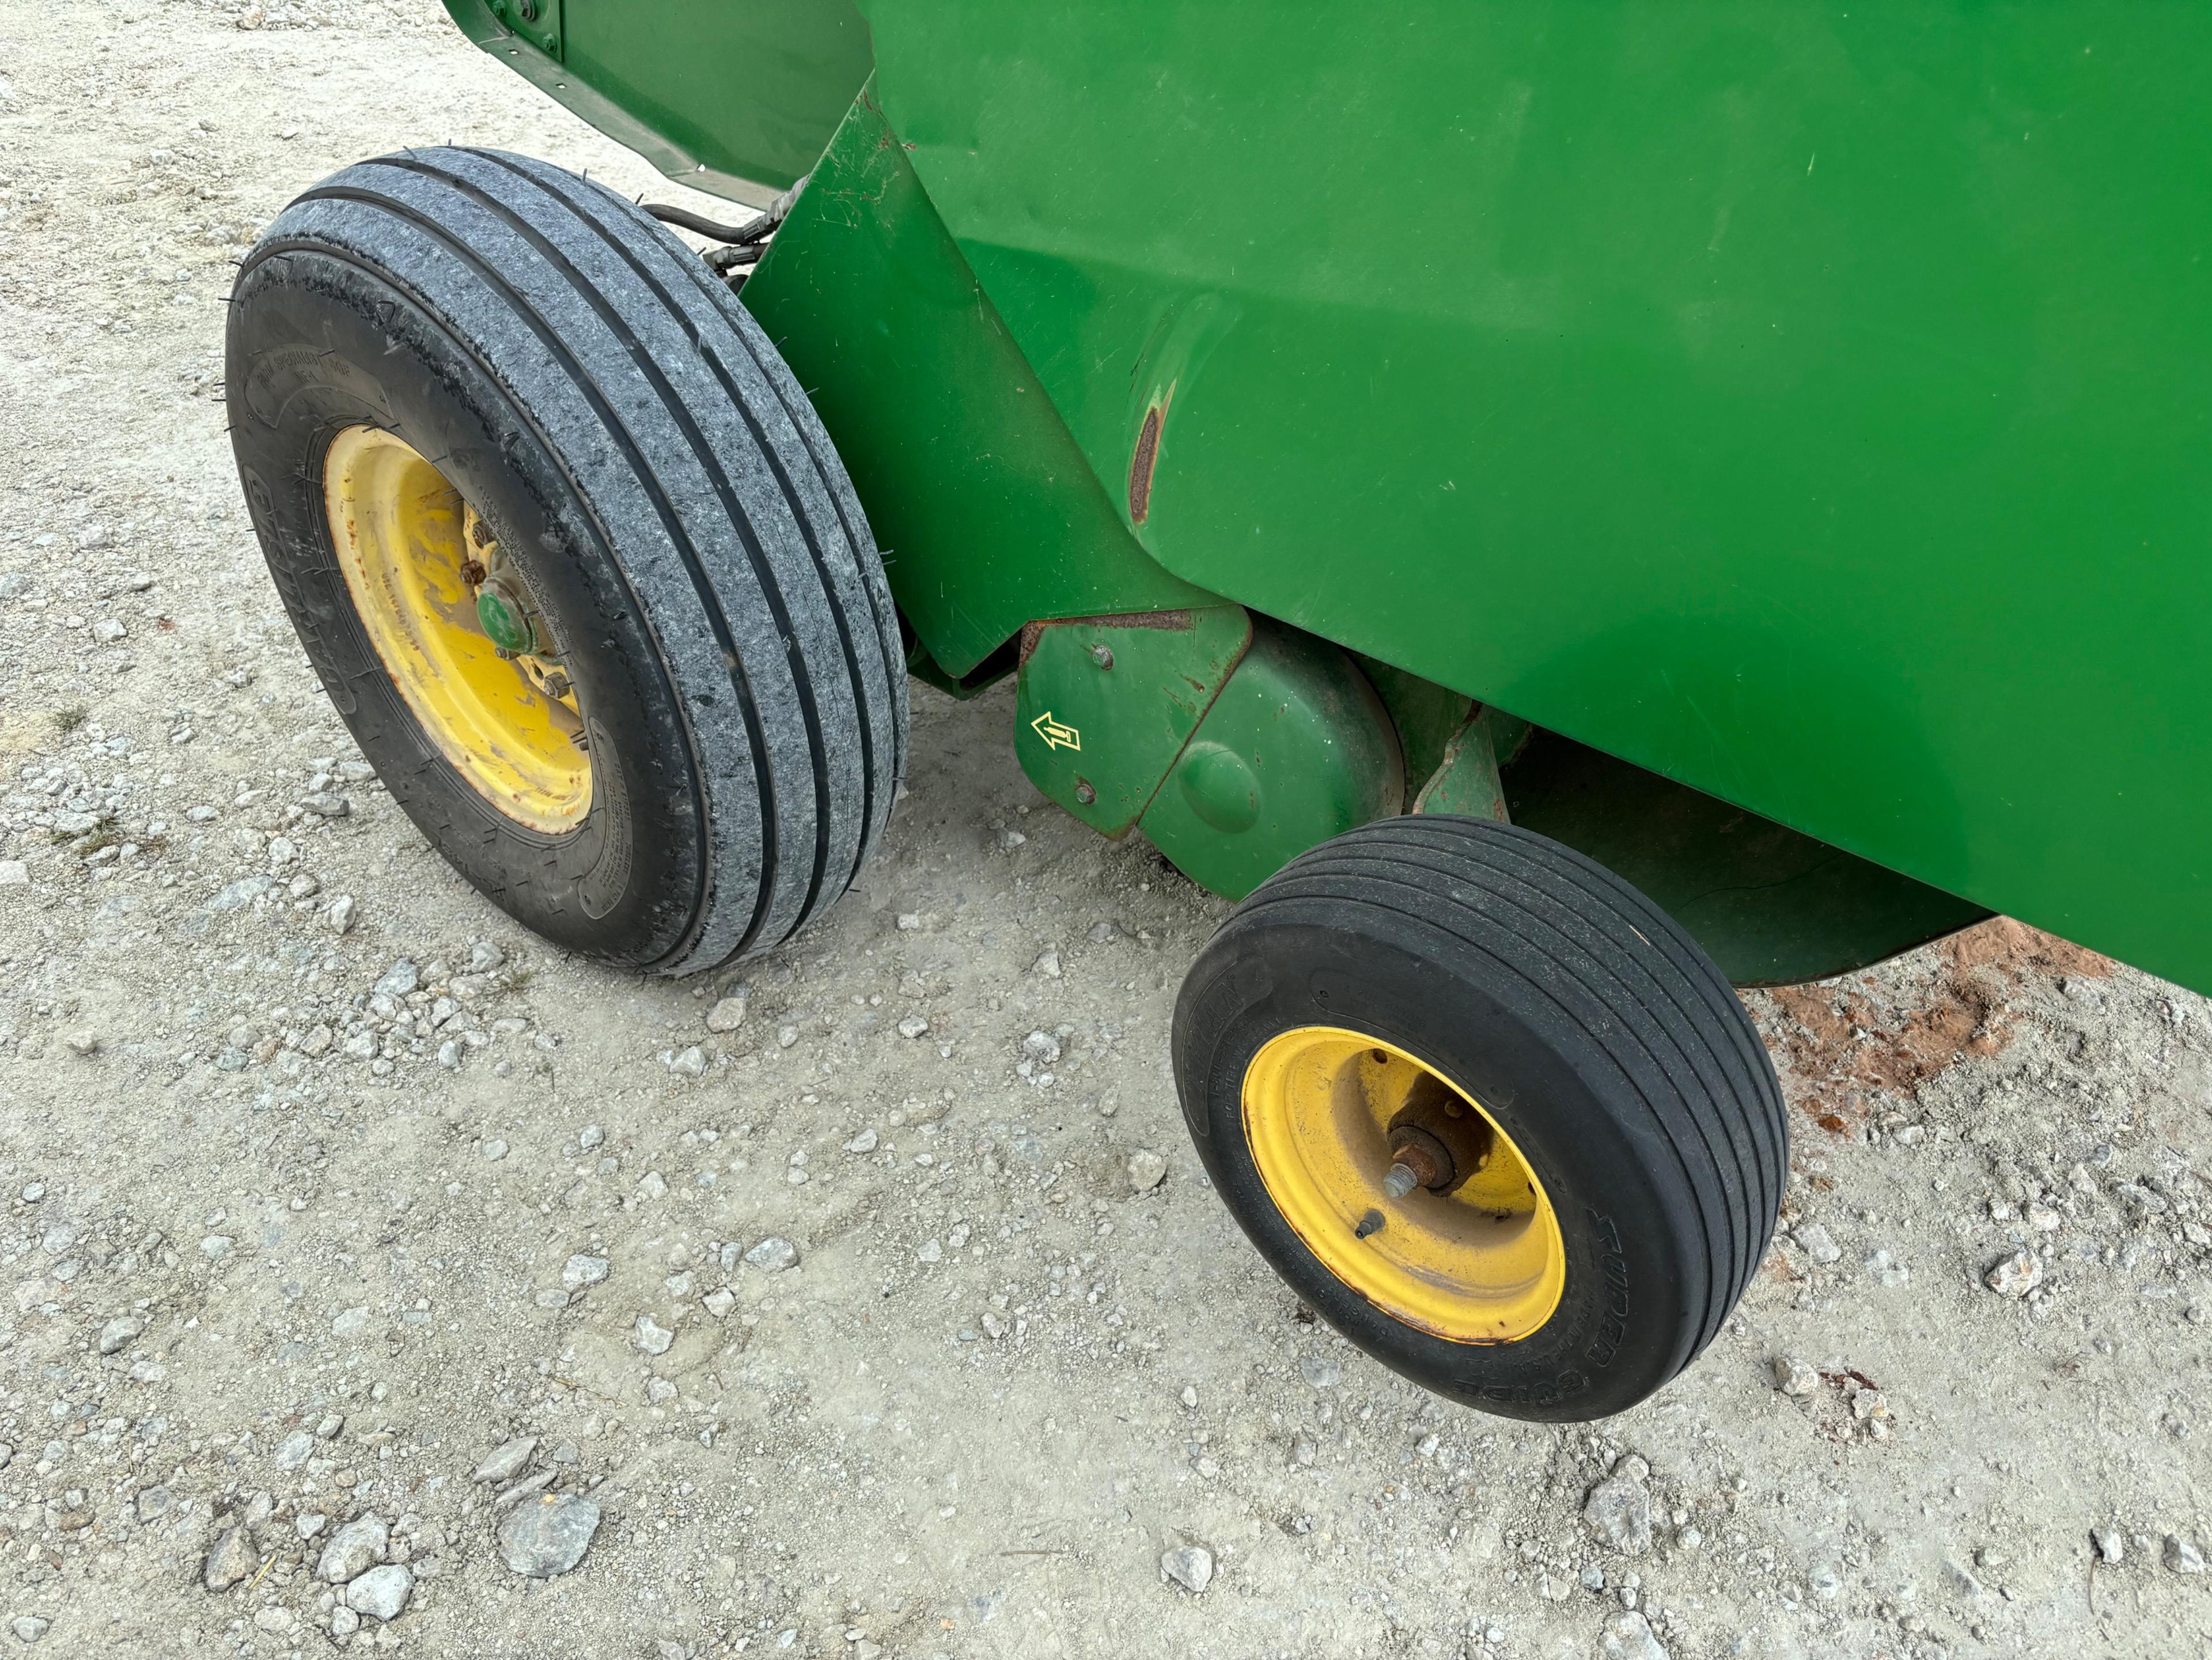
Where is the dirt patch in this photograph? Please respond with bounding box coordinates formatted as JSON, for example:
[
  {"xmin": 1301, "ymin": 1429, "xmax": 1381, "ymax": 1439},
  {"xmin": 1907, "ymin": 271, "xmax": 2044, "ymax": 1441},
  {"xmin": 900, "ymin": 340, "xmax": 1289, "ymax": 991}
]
[{"xmin": 1761, "ymin": 919, "xmax": 2115, "ymax": 1135}]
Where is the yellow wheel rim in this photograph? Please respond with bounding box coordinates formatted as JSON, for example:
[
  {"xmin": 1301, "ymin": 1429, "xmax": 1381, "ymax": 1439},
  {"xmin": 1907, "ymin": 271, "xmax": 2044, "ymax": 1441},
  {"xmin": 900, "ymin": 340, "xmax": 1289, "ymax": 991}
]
[
  {"xmin": 1243, "ymin": 1026, "xmax": 1566, "ymax": 1343},
  {"xmin": 323, "ymin": 426, "xmax": 591, "ymax": 832}
]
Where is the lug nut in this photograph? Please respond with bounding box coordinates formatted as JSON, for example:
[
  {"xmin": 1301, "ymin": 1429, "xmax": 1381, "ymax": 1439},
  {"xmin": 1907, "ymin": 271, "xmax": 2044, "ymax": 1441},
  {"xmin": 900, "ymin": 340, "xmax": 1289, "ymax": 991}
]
[
  {"xmin": 1382, "ymin": 1163, "xmax": 1419, "ymax": 1200},
  {"xmin": 1090, "ymin": 643, "xmax": 1114, "ymax": 669}
]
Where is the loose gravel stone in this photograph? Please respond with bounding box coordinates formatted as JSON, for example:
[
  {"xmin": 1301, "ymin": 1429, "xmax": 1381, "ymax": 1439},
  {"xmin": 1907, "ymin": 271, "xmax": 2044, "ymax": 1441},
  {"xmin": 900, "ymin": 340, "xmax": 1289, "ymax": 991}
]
[
  {"xmin": 1601, "ymin": 1610, "xmax": 1669, "ymax": 1660},
  {"xmin": 2165, "ymin": 1534, "xmax": 2206, "ymax": 1575},
  {"xmin": 498, "ymin": 1493, "xmax": 602, "ymax": 1578},
  {"xmin": 1985, "ymin": 1249, "xmax": 2043, "ymax": 1298},
  {"xmin": 96, "ymin": 1314, "xmax": 145, "ymax": 1354},
  {"xmin": 316, "ymin": 1514, "xmax": 388, "ymax": 1583},
  {"xmin": 1127, "ymin": 1149, "xmax": 1168, "ymax": 1192},
  {"xmin": 9, "ymin": 1617, "xmax": 48, "ymax": 1645},
  {"xmin": 635, "ymin": 1315, "xmax": 675, "ymax": 1356},
  {"xmin": 897, "ymin": 1016, "xmax": 929, "ymax": 1039},
  {"xmin": 274, "ymin": 1428, "xmax": 314, "ymax": 1470},
  {"xmin": 706, "ymin": 996, "xmax": 747, "ymax": 1033},
  {"xmin": 745, "ymin": 1237, "xmax": 798, "ymax": 1273},
  {"xmin": 1584, "ymin": 1462, "xmax": 1654, "ymax": 1555},
  {"xmin": 1771, "ymin": 1356, "xmax": 1821, "ymax": 1395},
  {"xmin": 562, "ymin": 1254, "xmax": 609, "ymax": 1292},
  {"xmin": 474, "ymin": 1438, "xmax": 537, "ymax": 1484},
  {"xmin": 1161, "ymin": 1545, "xmax": 1214, "ymax": 1594},
  {"xmin": 202, "ymin": 1525, "xmax": 256, "ymax": 1591},
  {"xmin": 344, "ymin": 1563, "xmax": 413, "ymax": 1621},
  {"xmin": 2093, "ymin": 1526, "xmax": 2124, "ymax": 1564}
]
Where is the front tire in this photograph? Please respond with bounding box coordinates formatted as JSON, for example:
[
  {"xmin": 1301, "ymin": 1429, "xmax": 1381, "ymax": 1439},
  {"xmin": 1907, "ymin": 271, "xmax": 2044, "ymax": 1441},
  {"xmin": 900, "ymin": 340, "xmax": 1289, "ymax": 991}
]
[
  {"xmin": 1172, "ymin": 815, "xmax": 1786, "ymax": 1421},
  {"xmin": 226, "ymin": 147, "xmax": 906, "ymax": 973}
]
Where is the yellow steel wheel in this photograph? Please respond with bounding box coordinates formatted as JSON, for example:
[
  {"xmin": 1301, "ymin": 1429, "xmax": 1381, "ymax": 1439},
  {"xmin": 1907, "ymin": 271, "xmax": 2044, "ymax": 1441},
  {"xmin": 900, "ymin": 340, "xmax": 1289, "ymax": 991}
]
[
  {"xmin": 1242, "ymin": 1026, "xmax": 1566, "ymax": 1343},
  {"xmin": 323, "ymin": 426, "xmax": 590, "ymax": 832}
]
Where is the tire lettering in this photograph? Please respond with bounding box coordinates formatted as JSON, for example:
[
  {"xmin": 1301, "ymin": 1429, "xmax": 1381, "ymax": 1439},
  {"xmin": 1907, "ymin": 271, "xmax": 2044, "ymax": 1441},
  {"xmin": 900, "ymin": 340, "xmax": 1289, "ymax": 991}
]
[{"xmin": 1585, "ymin": 1206, "xmax": 1630, "ymax": 1370}]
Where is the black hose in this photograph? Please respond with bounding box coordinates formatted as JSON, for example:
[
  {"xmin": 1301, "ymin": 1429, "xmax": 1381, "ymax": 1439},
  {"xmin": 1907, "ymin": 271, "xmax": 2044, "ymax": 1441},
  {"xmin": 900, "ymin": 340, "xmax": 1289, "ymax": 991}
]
[{"xmin": 642, "ymin": 201, "xmax": 775, "ymax": 245}]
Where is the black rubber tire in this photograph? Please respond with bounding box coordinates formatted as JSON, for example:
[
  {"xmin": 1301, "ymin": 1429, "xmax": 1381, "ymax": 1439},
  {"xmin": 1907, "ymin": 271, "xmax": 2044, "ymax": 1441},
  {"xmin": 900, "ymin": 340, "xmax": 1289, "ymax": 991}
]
[
  {"xmin": 1172, "ymin": 815, "xmax": 1786, "ymax": 1421},
  {"xmin": 225, "ymin": 147, "xmax": 906, "ymax": 974}
]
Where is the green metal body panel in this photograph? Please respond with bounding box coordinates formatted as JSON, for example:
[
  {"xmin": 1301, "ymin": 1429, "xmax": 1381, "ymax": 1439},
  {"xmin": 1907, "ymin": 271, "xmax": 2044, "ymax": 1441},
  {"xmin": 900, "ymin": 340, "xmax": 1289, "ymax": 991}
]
[
  {"xmin": 442, "ymin": 0, "xmax": 870, "ymax": 203},
  {"xmin": 842, "ymin": 3, "xmax": 2212, "ymax": 995},
  {"xmin": 1506, "ymin": 735, "xmax": 1990, "ymax": 988},
  {"xmin": 1013, "ymin": 607, "xmax": 1252, "ymax": 838},
  {"xmin": 742, "ymin": 93, "xmax": 1222, "ymax": 677},
  {"xmin": 1139, "ymin": 626, "xmax": 1404, "ymax": 902}
]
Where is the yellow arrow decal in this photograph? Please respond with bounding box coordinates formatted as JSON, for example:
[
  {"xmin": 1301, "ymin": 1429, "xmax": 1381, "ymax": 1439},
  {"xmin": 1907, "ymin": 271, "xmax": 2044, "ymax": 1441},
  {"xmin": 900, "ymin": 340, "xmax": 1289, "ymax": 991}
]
[{"xmin": 1029, "ymin": 710, "xmax": 1081, "ymax": 753}]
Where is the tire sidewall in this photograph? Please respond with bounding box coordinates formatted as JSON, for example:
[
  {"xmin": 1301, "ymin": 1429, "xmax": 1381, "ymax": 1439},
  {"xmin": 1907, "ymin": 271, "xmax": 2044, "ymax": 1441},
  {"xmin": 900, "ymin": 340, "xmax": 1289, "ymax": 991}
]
[
  {"xmin": 1175, "ymin": 911, "xmax": 1710, "ymax": 1420},
  {"xmin": 228, "ymin": 243, "xmax": 704, "ymax": 966}
]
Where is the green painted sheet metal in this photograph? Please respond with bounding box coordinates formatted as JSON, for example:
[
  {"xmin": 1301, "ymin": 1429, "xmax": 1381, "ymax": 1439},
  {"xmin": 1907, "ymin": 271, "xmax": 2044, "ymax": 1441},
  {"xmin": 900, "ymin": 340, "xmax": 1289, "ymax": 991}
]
[
  {"xmin": 442, "ymin": 0, "xmax": 870, "ymax": 203},
  {"xmin": 1506, "ymin": 735, "xmax": 1990, "ymax": 988},
  {"xmin": 1139, "ymin": 626, "xmax": 1404, "ymax": 902},
  {"xmin": 741, "ymin": 90, "xmax": 1222, "ymax": 676},
  {"xmin": 1014, "ymin": 607, "xmax": 1252, "ymax": 838},
  {"xmin": 858, "ymin": 4, "xmax": 2212, "ymax": 994}
]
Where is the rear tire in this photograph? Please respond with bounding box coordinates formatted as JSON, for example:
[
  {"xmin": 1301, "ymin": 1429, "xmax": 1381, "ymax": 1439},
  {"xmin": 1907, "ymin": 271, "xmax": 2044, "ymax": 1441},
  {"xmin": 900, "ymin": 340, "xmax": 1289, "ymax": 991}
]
[
  {"xmin": 1172, "ymin": 815, "xmax": 1786, "ymax": 1420},
  {"xmin": 226, "ymin": 147, "xmax": 906, "ymax": 973}
]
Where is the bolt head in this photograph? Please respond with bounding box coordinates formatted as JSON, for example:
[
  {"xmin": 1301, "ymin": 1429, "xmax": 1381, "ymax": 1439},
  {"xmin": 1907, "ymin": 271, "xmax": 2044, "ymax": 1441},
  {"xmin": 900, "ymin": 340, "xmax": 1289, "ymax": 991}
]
[
  {"xmin": 1090, "ymin": 644, "xmax": 1115, "ymax": 669},
  {"xmin": 1074, "ymin": 781, "xmax": 1097, "ymax": 806}
]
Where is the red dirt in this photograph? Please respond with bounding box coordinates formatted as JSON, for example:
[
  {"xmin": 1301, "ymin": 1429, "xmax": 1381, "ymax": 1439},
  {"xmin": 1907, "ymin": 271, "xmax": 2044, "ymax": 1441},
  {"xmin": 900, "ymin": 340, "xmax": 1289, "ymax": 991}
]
[{"xmin": 1758, "ymin": 919, "xmax": 2113, "ymax": 1135}]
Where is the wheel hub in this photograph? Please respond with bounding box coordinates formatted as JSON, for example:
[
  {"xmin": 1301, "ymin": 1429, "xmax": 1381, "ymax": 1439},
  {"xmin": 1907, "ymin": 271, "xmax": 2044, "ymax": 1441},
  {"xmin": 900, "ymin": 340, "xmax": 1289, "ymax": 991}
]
[
  {"xmin": 321, "ymin": 425, "xmax": 591, "ymax": 831},
  {"xmin": 1241, "ymin": 1027, "xmax": 1566, "ymax": 1343}
]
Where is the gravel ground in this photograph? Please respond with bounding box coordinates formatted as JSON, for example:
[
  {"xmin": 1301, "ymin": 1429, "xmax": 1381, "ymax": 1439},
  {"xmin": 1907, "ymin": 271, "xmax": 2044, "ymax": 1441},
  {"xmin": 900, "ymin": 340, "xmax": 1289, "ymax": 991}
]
[{"xmin": 4, "ymin": 5, "xmax": 2212, "ymax": 1657}]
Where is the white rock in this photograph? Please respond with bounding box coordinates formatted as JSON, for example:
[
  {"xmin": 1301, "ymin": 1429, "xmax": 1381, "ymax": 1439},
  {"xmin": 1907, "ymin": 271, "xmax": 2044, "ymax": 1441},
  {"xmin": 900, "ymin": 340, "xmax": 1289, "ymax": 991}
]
[
  {"xmin": 706, "ymin": 996, "xmax": 747, "ymax": 1033},
  {"xmin": 274, "ymin": 1429, "xmax": 315, "ymax": 1470},
  {"xmin": 1584, "ymin": 1468, "xmax": 1653, "ymax": 1555},
  {"xmin": 777, "ymin": 1024, "xmax": 800, "ymax": 1048},
  {"xmin": 316, "ymin": 1514, "xmax": 388, "ymax": 1583},
  {"xmin": 1160, "ymin": 1545, "xmax": 1213, "ymax": 1594},
  {"xmin": 1770, "ymin": 1356, "xmax": 1820, "ymax": 1396},
  {"xmin": 634, "ymin": 1315, "xmax": 675, "ymax": 1356},
  {"xmin": 1793, "ymin": 1222, "xmax": 1842, "ymax": 1264},
  {"xmin": 97, "ymin": 1314, "xmax": 146, "ymax": 1354},
  {"xmin": 1984, "ymin": 1250, "xmax": 2042, "ymax": 1299},
  {"xmin": 704, "ymin": 1288, "xmax": 735, "ymax": 1318},
  {"xmin": 346, "ymin": 1564, "xmax": 412, "ymax": 1621},
  {"xmin": 372, "ymin": 959, "xmax": 418, "ymax": 998},
  {"xmin": 0, "ymin": 861, "xmax": 27, "ymax": 887},
  {"xmin": 1601, "ymin": 1610, "xmax": 1670, "ymax": 1660},
  {"xmin": 203, "ymin": 1525, "xmax": 256, "ymax": 1590},
  {"xmin": 331, "ymin": 1306, "xmax": 370, "ymax": 1336},
  {"xmin": 1022, "ymin": 1030, "xmax": 1062, "ymax": 1063},
  {"xmin": 843, "ymin": 1128, "xmax": 878, "ymax": 1155},
  {"xmin": 473, "ymin": 1438, "xmax": 537, "ymax": 1484},
  {"xmin": 9, "ymin": 1616, "xmax": 46, "ymax": 1644},
  {"xmin": 198, "ymin": 1235, "xmax": 233, "ymax": 1260},
  {"xmin": 497, "ymin": 1493, "xmax": 601, "ymax": 1578},
  {"xmin": 560, "ymin": 1254, "xmax": 608, "ymax": 1292},
  {"xmin": 666, "ymin": 1045, "xmax": 706, "ymax": 1077},
  {"xmin": 2166, "ymin": 1535, "xmax": 2206, "ymax": 1575},
  {"xmin": 327, "ymin": 895, "xmax": 358, "ymax": 934},
  {"xmin": 1127, "ymin": 1149, "xmax": 1168, "ymax": 1192},
  {"xmin": 1031, "ymin": 949, "xmax": 1061, "ymax": 978},
  {"xmin": 2093, "ymin": 1526, "xmax": 2124, "ymax": 1564},
  {"xmin": 897, "ymin": 1016, "xmax": 929, "ymax": 1039},
  {"xmin": 745, "ymin": 1237, "xmax": 798, "ymax": 1273}
]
